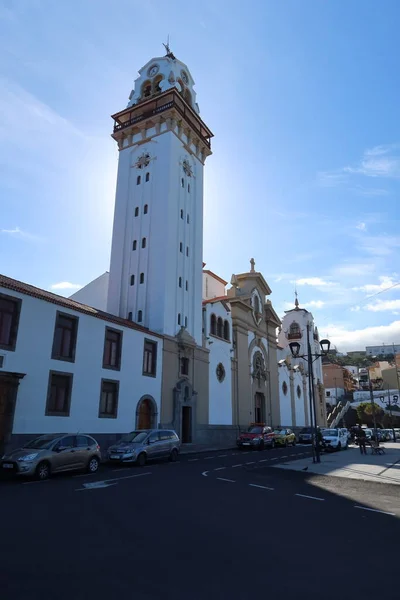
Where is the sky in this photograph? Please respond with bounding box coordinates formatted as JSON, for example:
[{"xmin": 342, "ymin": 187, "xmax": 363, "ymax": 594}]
[{"xmin": 1, "ymin": 0, "xmax": 400, "ymax": 353}]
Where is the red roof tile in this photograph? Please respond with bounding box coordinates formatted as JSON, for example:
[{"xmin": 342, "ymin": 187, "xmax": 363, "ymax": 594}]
[
  {"xmin": 202, "ymin": 295, "xmax": 230, "ymax": 305},
  {"xmin": 0, "ymin": 274, "xmax": 162, "ymax": 338}
]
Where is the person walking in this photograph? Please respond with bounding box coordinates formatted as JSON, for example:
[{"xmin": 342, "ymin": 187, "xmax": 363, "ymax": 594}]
[{"xmin": 357, "ymin": 426, "xmax": 367, "ymax": 455}]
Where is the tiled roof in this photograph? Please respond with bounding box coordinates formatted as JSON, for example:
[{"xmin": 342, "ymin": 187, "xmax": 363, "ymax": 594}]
[
  {"xmin": 0, "ymin": 274, "xmax": 162, "ymax": 338},
  {"xmin": 202, "ymin": 270, "xmax": 228, "ymax": 286},
  {"xmin": 202, "ymin": 295, "xmax": 230, "ymax": 305}
]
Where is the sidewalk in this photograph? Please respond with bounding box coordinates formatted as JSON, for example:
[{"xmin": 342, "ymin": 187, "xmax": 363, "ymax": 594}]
[
  {"xmin": 273, "ymin": 442, "xmax": 400, "ymax": 485},
  {"xmin": 180, "ymin": 443, "xmax": 236, "ymax": 455}
]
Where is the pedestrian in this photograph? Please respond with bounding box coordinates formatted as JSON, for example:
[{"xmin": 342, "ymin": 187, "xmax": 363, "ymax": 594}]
[{"xmin": 357, "ymin": 426, "xmax": 367, "ymax": 455}]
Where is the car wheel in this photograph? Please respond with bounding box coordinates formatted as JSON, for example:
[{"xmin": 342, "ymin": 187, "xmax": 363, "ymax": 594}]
[
  {"xmin": 87, "ymin": 456, "xmax": 100, "ymax": 473},
  {"xmin": 137, "ymin": 453, "xmax": 146, "ymax": 467},
  {"xmin": 169, "ymin": 449, "xmax": 178, "ymax": 462},
  {"xmin": 35, "ymin": 461, "xmax": 51, "ymax": 481}
]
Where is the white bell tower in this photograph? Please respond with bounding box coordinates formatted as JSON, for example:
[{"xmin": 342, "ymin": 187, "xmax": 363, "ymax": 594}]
[{"xmin": 107, "ymin": 45, "xmax": 213, "ymax": 345}]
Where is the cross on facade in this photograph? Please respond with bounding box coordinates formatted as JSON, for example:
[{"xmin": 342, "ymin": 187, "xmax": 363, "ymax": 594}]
[{"xmin": 250, "ymin": 258, "xmax": 255, "ymax": 272}]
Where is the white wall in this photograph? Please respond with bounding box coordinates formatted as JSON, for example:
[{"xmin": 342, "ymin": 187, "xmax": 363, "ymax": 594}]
[
  {"xmin": 293, "ymin": 371, "xmax": 305, "ymax": 427},
  {"xmin": 0, "ymin": 286, "xmax": 162, "ymax": 435},
  {"xmin": 203, "ymin": 303, "xmax": 232, "ymax": 425},
  {"xmin": 202, "ymin": 272, "xmax": 226, "ymax": 300},
  {"xmin": 278, "ymin": 363, "xmax": 291, "ymax": 426},
  {"xmin": 325, "ymin": 387, "xmax": 345, "ymax": 404},
  {"xmin": 69, "ymin": 272, "xmax": 109, "ymax": 311}
]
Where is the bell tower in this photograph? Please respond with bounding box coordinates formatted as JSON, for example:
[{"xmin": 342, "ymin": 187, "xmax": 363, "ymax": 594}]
[{"xmin": 107, "ymin": 45, "xmax": 213, "ymax": 345}]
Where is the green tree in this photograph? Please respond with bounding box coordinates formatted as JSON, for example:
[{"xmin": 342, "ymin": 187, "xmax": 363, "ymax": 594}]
[{"xmin": 356, "ymin": 402, "xmax": 369, "ymax": 424}]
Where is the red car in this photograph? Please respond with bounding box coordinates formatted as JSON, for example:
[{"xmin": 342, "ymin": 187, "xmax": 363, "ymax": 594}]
[{"xmin": 236, "ymin": 423, "xmax": 276, "ymax": 450}]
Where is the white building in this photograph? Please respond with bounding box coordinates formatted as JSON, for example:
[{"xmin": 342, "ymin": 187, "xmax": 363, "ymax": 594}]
[
  {"xmin": 0, "ymin": 275, "xmax": 162, "ymax": 453},
  {"xmin": 366, "ymin": 344, "xmax": 400, "ymax": 357}
]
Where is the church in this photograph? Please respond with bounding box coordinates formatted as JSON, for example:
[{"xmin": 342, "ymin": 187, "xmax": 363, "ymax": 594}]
[{"xmin": 0, "ymin": 46, "xmax": 326, "ymax": 452}]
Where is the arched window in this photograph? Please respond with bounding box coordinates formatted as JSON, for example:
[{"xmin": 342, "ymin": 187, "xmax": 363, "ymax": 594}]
[
  {"xmin": 254, "ymin": 295, "xmax": 260, "ymax": 314},
  {"xmin": 142, "ymin": 80, "xmax": 152, "ymax": 98},
  {"xmin": 153, "ymin": 75, "xmax": 163, "ymax": 94},
  {"xmin": 185, "ymin": 280, "xmax": 188, "ymax": 291},
  {"xmin": 187, "ymin": 214, "xmax": 190, "ymax": 224},
  {"xmin": 140, "ymin": 273, "xmax": 144, "ymax": 284},
  {"xmin": 282, "ymin": 381, "xmax": 288, "ymax": 396},
  {"xmin": 132, "ymin": 240, "xmax": 137, "ymax": 251},
  {"xmin": 128, "ymin": 312, "xmax": 132, "ymax": 321},
  {"xmin": 178, "ymin": 277, "xmax": 182, "ymax": 287},
  {"xmin": 223, "ymin": 320, "xmax": 230, "ymax": 341},
  {"xmin": 188, "ymin": 183, "xmax": 190, "ymax": 193},
  {"xmin": 217, "ymin": 317, "xmax": 223, "ymax": 338},
  {"xmin": 210, "ymin": 314, "xmax": 216, "ymax": 335},
  {"xmin": 137, "ymin": 310, "xmax": 143, "ymax": 322},
  {"xmin": 180, "ymin": 209, "xmax": 184, "ymax": 219},
  {"xmin": 145, "ymin": 172, "xmax": 150, "ymax": 182},
  {"xmin": 179, "ymin": 242, "xmax": 183, "ymax": 253},
  {"xmin": 178, "ymin": 313, "xmax": 181, "ymax": 325},
  {"xmin": 143, "ymin": 204, "xmax": 148, "ymax": 214},
  {"xmin": 289, "ymin": 322, "xmax": 301, "ymax": 339},
  {"xmin": 142, "ymin": 238, "xmax": 146, "ymax": 248},
  {"xmin": 130, "ymin": 275, "xmax": 135, "ymax": 286},
  {"xmin": 186, "ymin": 247, "xmax": 189, "ymax": 256},
  {"xmin": 181, "ymin": 178, "xmax": 184, "ymax": 188},
  {"xmin": 184, "ymin": 316, "xmax": 188, "ymax": 328},
  {"xmin": 136, "ymin": 175, "xmax": 141, "ymax": 185},
  {"xmin": 134, "ymin": 207, "xmax": 139, "ymax": 217}
]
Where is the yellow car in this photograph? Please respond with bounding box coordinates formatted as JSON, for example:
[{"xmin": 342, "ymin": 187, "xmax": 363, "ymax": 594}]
[{"xmin": 273, "ymin": 428, "xmax": 296, "ymax": 447}]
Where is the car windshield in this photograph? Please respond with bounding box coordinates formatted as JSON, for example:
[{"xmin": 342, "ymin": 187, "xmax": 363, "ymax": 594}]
[
  {"xmin": 23, "ymin": 435, "xmax": 61, "ymax": 449},
  {"xmin": 323, "ymin": 429, "xmax": 338, "ymax": 436},
  {"xmin": 274, "ymin": 429, "xmax": 286, "ymax": 435},
  {"xmin": 247, "ymin": 426, "xmax": 263, "ymax": 434},
  {"xmin": 119, "ymin": 431, "xmax": 149, "ymax": 443}
]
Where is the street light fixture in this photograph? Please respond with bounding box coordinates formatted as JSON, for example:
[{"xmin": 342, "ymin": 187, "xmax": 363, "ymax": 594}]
[{"xmin": 289, "ymin": 324, "xmax": 331, "ymax": 463}]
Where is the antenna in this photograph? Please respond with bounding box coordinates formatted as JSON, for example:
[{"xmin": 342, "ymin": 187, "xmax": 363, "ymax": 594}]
[{"xmin": 163, "ymin": 35, "xmax": 175, "ymax": 58}]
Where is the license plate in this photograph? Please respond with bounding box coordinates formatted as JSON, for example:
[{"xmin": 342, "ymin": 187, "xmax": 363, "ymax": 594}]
[
  {"xmin": 242, "ymin": 443, "xmax": 250, "ymax": 446},
  {"xmin": 2, "ymin": 463, "xmax": 14, "ymax": 469},
  {"xmin": 110, "ymin": 454, "xmax": 120, "ymax": 459}
]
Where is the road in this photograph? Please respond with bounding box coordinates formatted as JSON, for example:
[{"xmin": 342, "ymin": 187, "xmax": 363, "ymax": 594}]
[{"xmin": 1, "ymin": 445, "xmax": 399, "ymax": 600}]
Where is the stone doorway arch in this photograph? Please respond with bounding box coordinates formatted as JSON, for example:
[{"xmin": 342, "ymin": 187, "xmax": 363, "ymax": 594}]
[
  {"xmin": 136, "ymin": 395, "xmax": 158, "ymax": 430},
  {"xmin": 173, "ymin": 379, "xmax": 197, "ymax": 443}
]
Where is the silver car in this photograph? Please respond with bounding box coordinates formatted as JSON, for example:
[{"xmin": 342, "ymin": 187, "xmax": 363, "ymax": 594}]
[
  {"xmin": 1, "ymin": 433, "xmax": 101, "ymax": 480},
  {"xmin": 107, "ymin": 429, "xmax": 181, "ymax": 466}
]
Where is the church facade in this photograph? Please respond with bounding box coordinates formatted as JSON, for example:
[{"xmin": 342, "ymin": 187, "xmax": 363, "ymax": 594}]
[{"xmin": 0, "ymin": 47, "xmax": 327, "ymax": 452}]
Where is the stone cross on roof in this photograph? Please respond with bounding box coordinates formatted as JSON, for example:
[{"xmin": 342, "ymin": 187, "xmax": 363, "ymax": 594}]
[{"xmin": 250, "ymin": 258, "xmax": 255, "ymax": 272}]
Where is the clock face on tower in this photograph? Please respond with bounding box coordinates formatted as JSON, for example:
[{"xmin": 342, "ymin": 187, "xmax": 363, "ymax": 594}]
[
  {"xmin": 148, "ymin": 64, "xmax": 159, "ymax": 77},
  {"xmin": 181, "ymin": 70, "xmax": 189, "ymax": 84}
]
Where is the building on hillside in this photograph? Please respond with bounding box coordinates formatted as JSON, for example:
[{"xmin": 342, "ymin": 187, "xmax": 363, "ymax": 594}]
[
  {"xmin": 322, "ymin": 363, "xmax": 357, "ymax": 406},
  {"xmin": 368, "ymin": 361, "xmax": 392, "ymax": 390},
  {"xmin": 381, "ymin": 365, "xmax": 400, "ymax": 392},
  {"xmin": 277, "ymin": 298, "xmax": 327, "ymax": 428},
  {"xmin": 347, "ymin": 351, "xmax": 366, "ymax": 360},
  {"xmin": 366, "ymin": 344, "xmax": 400, "ymax": 357}
]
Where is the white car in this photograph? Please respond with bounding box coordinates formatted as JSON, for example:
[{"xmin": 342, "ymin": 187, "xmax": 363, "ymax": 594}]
[{"xmin": 321, "ymin": 428, "xmax": 348, "ymax": 451}]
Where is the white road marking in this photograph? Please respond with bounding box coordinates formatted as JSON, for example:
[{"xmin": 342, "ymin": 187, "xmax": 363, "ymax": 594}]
[
  {"xmin": 295, "ymin": 493, "xmax": 325, "ymax": 502},
  {"xmin": 218, "ymin": 454, "xmax": 228, "ymax": 458},
  {"xmin": 281, "ymin": 455, "xmax": 288, "ymax": 459},
  {"xmin": 354, "ymin": 505, "xmax": 396, "ymax": 516},
  {"xmin": 232, "ymin": 464, "xmax": 243, "ymax": 468},
  {"xmin": 249, "ymin": 484, "xmax": 274, "ymax": 491},
  {"xmin": 22, "ymin": 480, "xmax": 50, "ymax": 485},
  {"xmin": 188, "ymin": 458, "xmax": 199, "ymax": 462},
  {"xmin": 75, "ymin": 472, "xmax": 151, "ymax": 491},
  {"xmin": 73, "ymin": 472, "xmax": 98, "ymax": 478},
  {"xmin": 259, "ymin": 459, "xmax": 268, "ymax": 462},
  {"xmin": 214, "ymin": 467, "xmax": 226, "ymax": 471},
  {"xmin": 202, "ymin": 471, "xmax": 209, "ymax": 477},
  {"xmin": 246, "ymin": 461, "xmax": 255, "ymax": 465},
  {"xmin": 270, "ymin": 458, "xmax": 278, "ymax": 461},
  {"xmin": 204, "ymin": 456, "xmax": 214, "ymax": 460},
  {"xmin": 111, "ymin": 468, "xmax": 128, "ymax": 472},
  {"xmin": 217, "ymin": 477, "xmax": 235, "ymax": 483}
]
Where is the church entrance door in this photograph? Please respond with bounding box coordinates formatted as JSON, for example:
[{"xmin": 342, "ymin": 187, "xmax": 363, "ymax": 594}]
[
  {"xmin": 254, "ymin": 392, "xmax": 265, "ymax": 423},
  {"xmin": 137, "ymin": 398, "xmax": 152, "ymax": 429},
  {"xmin": 181, "ymin": 406, "xmax": 192, "ymax": 443}
]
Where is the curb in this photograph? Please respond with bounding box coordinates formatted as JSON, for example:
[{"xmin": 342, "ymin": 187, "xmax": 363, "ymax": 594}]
[{"xmin": 180, "ymin": 446, "xmax": 236, "ymax": 456}]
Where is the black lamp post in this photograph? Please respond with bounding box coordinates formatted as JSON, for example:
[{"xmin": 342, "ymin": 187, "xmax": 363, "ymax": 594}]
[{"xmin": 289, "ymin": 324, "xmax": 331, "ymax": 463}]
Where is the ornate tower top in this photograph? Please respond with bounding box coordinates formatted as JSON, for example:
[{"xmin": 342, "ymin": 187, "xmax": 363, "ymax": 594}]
[
  {"xmin": 126, "ymin": 44, "xmax": 200, "ymax": 114},
  {"xmin": 295, "ymin": 289, "xmax": 299, "ymax": 309}
]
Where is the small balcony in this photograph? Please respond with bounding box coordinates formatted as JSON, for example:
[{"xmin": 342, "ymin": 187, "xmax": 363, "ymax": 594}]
[{"xmin": 287, "ymin": 332, "xmax": 302, "ymax": 340}]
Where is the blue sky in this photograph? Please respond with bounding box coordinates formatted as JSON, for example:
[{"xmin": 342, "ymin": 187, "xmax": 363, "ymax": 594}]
[{"xmin": 1, "ymin": 0, "xmax": 400, "ymax": 352}]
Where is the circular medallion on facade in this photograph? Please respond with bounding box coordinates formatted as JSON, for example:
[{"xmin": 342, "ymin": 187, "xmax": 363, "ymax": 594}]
[
  {"xmin": 181, "ymin": 70, "xmax": 189, "ymax": 84},
  {"xmin": 282, "ymin": 381, "xmax": 288, "ymax": 396},
  {"xmin": 216, "ymin": 363, "xmax": 225, "ymax": 383},
  {"xmin": 148, "ymin": 64, "xmax": 159, "ymax": 77},
  {"xmin": 297, "ymin": 385, "xmax": 301, "ymax": 399}
]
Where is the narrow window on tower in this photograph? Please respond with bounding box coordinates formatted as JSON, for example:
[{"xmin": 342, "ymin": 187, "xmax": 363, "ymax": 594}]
[
  {"xmin": 145, "ymin": 172, "xmax": 150, "ymax": 182},
  {"xmin": 128, "ymin": 312, "xmax": 132, "ymax": 321},
  {"xmin": 179, "ymin": 277, "xmax": 182, "ymax": 288},
  {"xmin": 178, "ymin": 313, "xmax": 181, "ymax": 325},
  {"xmin": 134, "ymin": 207, "xmax": 139, "ymax": 217},
  {"xmin": 187, "ymin": 214, "xmax": 190, "ymax": 224},
  {"xmin": 185, "ymin": 281, "xmax": 188, "ymax": 291},
  {"xmin": 185, "ymin": 316, "xmax": 188, "ymax": 328},
  {"xmin": 188, "ymin": 183, "xmax": 190, "ymax": 193},
  {"xmin": 132, "ymin": 240, "xmax": 137, "ymax": 251},
  {"xmin": 186, "ymin": 247, "xmax": 189, "ymax": 257},
  {"xmin": 144, "ymin": 204, "xmax": 148, "ymax": 214},
  {"xmin": 130, "ymin": 275, "xmax": 135, "ymax": 286},
  {"xmin": 142, "ymin": 237, "xmax": 146, "ymax": 248},
  {"xmin": 179, "ymin": 242, "xmax": 183, "ymax": 253},
  {"xmin": 180, "ymin": 209, "xmax": 184, "ymax": 219},
  {"xmin": 140, "ymin": 273, "xmax": 144, "ymax": 284},
  {"xmin": 181, "ymin": 178, "xmax": 184, "ymax": 188},
  {"xmin": 136, "ymin": 175, "xmax": 141, "ymax": 185},
  {"xmin": 137, "ymin": 310, "xmax": 143, "ymax": 322}
]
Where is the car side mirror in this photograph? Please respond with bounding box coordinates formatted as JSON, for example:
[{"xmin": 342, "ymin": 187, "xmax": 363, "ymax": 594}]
[{"xmin": 55, "ymin": 445, "xmax": 66, "ymax": 452}]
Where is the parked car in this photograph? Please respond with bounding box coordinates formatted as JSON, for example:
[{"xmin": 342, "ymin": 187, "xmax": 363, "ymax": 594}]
[
  {"xmin": 298, "ymin": 427, "xmax": 313, "ymax": 444},
  {"xmin": 1, "ymin": 433, "xmax": 101, "ymax": 480},
  {"xmin": 237, "ymin": 424, "xmax": 275, "ymax": 450},
  {"xmin": 107, "ymin": 429, "xmax": 180, "ymax": 466},
  {"xmin": 321, "ymin": 428, "xmax": 348, "ymax": 451},
  {"xmin": 273, "ymin": 428, "xmax": 296, "ymax": 447}
]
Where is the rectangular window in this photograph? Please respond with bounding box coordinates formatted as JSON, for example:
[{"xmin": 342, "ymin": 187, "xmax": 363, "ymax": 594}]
[
  {"xmin": 103, "ymin": 327, "xmax": 122, "ymax": 370},
  {"xmin": 179, "ymin": 242, "xmax": 183, "ymax": 253},
  {"xmin": 51, "ymin": 312, "xmax": 78, "ymax": 362},
  {"xmin": 186, "ymin": 247, "xmax": 189, "ymax": 256},
  {"xmin": 99, "ymin": 379, "xmax": 119, "ymax": 418},
  {"xmin": 45, "ymin": 371, "xmax": 73, "ymax": 416},
  {"xmin": 181, "ymin": 357, "xmax": 189, "ymax": 376},
  {"xmin": 143, "ymin": 339, "xmax": 157, "ymax": 376},
  {"xmin": 0, "ymin": 293, "xmax": 22, "ymax": 351}
]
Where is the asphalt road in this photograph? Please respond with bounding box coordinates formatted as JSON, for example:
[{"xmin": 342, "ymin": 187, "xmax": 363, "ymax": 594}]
[{"xmin": 1, "ymin": 445, "xmax": 399, "ymax": 600}]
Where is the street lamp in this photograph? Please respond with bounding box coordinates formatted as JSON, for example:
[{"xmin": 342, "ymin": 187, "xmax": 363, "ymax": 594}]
[{"xmin": 289, "ymin": 325, "xmax": 331, "ymax": 464}]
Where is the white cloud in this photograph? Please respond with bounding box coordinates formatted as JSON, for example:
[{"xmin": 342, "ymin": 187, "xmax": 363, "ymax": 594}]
[
  {"xmin": 324, "ymin": 320, "xmax": 400, "ymax": 352},
  {"xmin": 0, "ymin": 226, "xmax": 42, "ymax": 241},
  {"xmin": 350, "ymin": 306, "xmax": 361, "ymax": 312},
  {"xmin": 295, "ymin": 277, "xmax": 335, "ymax": 287},
  {"xmin": 353, "ymin": 276, "xmax": 398, "ymax": 294},
  {"xmin": 365, "ymin": 299, "xmax": 400, "ymax": 312},
  {"xmin": 356, "ymin": 222, "xmax": 366, "ymax": 231},
  {"xmin": 50, "ymin": 282, "xmax": 82, "ymax": 291},
  {"xmin": 307, "ymin": 300, "xmax": 325, "ymax": 308}
]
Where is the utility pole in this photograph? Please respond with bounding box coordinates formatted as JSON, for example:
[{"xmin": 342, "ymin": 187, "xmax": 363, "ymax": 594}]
[
  {"xmin": 369, "ymin": 380, "xmax": 378, "ymax": 442},
  {"xmin": 387, "ymin": 386, "xmax": 396, "ymax": 442}
]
